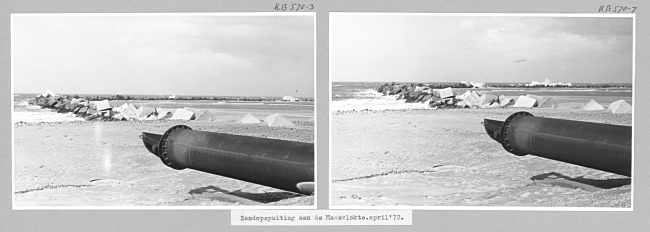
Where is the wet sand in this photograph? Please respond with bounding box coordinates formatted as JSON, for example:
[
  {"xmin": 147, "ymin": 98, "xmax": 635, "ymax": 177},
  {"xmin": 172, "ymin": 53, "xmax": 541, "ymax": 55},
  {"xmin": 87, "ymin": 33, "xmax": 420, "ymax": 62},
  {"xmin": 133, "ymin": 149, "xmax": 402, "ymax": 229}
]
[
  {"xmin": 331, "ymin": 105, "xmax": 632, "ymax": 207},
  {"xmin": 14, "ymin": 115, "xmax": 314, "ymax": 207}
]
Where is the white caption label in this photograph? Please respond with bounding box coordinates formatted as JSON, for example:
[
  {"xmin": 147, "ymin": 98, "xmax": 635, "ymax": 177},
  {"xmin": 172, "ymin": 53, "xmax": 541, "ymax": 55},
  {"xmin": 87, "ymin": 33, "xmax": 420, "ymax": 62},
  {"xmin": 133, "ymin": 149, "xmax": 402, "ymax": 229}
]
[{"xmin": 232, "ymin": 210, "xmax": 412, "ymax": 226}]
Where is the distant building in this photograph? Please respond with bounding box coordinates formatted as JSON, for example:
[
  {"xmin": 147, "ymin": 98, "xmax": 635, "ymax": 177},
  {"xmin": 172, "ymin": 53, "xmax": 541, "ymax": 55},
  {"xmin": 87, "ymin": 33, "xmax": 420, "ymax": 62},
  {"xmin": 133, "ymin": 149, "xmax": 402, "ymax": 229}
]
[{"xmin": 169, "ymin": 94, "xmax": 176, "ymax": 99}]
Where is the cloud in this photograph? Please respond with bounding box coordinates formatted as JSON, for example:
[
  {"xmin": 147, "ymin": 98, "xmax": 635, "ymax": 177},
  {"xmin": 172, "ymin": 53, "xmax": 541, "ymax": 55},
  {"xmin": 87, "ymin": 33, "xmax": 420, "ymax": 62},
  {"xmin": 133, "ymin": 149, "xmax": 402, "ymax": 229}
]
[
  {"xmin": 460, "ymin": 19, "xmax": 473, "ymax": 29},
  {"xmin": 331, "ymin": 15, "xmax": 632, "ymax": 83},
  {"xmin": 470, "ymin": 17, "xmax": 629, "ymax": 61},
  {"xmin": 12, "ymin": 15, "xmax": 315, "ymax": 96}
]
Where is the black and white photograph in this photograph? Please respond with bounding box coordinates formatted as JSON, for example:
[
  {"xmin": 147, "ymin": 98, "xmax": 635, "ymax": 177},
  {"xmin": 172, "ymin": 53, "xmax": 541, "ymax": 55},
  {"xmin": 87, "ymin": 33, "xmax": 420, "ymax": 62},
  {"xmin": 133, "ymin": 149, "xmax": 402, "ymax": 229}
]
[
  {"xmin": 12, "ymin": 13, "xmax": 315, "ymax": 208},
  {"xmin": 330, "ymin": 14, "xmax": 633, "ymax": 208}
]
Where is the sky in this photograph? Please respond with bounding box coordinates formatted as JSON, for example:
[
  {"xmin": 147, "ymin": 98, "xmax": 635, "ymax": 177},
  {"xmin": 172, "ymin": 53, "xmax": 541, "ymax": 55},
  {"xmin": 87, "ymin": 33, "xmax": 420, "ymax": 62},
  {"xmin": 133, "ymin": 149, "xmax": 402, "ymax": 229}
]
[
  {"xmin": 331, "ymin": 15, "xmax": 633, "ymax": 84},
  {"xmin": 13, "ymin": 14, "xmax": 315, "ymax": 97}
]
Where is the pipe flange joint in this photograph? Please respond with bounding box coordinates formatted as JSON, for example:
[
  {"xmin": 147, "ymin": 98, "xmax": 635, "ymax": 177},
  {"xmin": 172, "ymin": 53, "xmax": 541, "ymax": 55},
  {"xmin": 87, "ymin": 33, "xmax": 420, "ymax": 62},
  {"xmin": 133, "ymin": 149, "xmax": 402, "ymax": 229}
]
[
  {"xmin": 158, "ymin": 125, "xmax": 192, "ymax": 170},
  {"xmin": 500, "ymin": 111, "xmax": 533, "ymax": 156}
]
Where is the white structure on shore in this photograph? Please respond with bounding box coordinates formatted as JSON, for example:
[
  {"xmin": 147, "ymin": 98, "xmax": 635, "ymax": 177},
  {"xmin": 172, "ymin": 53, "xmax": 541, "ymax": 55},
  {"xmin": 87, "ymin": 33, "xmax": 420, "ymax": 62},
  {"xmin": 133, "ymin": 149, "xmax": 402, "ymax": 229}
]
[
  {"xmin": 169, "ymin": 94, "xmax": 176, "ymax": 99},
  {"xmin": 282, "ymin": 96, "xmax": 299, "ymax": 102},
  {"xmin": 460, "ymin": 81, "xmax": 487, "ymax": 88},
  {"xmin": 526, "ymin": 78, "xmax": 573, "ymax": 87}
]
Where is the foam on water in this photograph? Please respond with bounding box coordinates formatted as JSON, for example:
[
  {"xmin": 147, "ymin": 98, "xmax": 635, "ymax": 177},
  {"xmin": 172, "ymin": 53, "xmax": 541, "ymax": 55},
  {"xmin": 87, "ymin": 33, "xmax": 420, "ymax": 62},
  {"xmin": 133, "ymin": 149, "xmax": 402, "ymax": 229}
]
[
  {"xmin": 211, "ymin": 102, "xmax": 264, "ymax": 105},
  {"xmin": 354, "ymin": 88, "xmax": 383, "ymax": 98},
  {"xmin": 26, "ymin": 105, "xmax": 43, "ymax": 110},
  {"xmin": 489, "ymin": 88, "xmax": 599, "ymax": 92},
  {"xmin": 331, "ymin": 97, "xmax": 431, "ymax": 111},
  {"xmin": 13, "ymin": 111, "xmax": 85, "ymax": 123},
  {"xmin": 265, "ymin": 103, "xmax": 313, "ymax": 107}
]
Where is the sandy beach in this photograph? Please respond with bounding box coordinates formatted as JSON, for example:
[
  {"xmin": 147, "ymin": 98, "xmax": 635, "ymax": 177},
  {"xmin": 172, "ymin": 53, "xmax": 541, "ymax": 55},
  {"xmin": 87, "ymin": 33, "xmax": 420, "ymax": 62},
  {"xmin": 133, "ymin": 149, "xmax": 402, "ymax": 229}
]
[
  {"xmin": 13, "ymin": 105, "xmax": 314, "ymax": 207},
  {"xmin": 331, "ymin": 98, "xmax": 632, "ymax": 208}
]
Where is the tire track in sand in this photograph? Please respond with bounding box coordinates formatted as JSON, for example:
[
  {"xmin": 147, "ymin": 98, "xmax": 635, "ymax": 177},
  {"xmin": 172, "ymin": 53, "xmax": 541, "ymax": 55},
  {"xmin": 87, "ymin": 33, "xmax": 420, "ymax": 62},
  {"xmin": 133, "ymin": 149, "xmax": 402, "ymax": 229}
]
[
  {"xmin": 15, "ymin": 184, "xmax": 94, "ymax": 194},
  {"xmin": 332, "ymin": 165, "xmax": 456, "ymax": 183}
]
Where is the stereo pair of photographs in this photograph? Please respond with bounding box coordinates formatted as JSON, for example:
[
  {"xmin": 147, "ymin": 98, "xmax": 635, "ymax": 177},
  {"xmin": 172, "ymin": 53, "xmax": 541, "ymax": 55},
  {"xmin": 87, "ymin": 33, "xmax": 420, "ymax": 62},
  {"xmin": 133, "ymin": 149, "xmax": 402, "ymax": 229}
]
[{"xmin": 11, "ymin": 13, "xmax": 633, "ymax": 209}]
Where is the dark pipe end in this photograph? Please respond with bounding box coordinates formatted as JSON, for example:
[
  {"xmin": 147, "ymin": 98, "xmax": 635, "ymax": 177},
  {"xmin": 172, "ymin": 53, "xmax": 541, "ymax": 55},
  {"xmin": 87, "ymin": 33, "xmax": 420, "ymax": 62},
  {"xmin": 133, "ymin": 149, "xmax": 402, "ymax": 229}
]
[
  {"xmin": 483, "ymin": 119, "xmax": 504, "ymax": 143},
  {"xmin": 141, "ymin": 132, "xmax": 163, "ymax": 156},
  {"xmin": 157, "ymin": 125, "xmax": 193, "ymax": 170},
  {"xmin": 500, "ymin": 111, "xmax": 533, "ymax": 156}
]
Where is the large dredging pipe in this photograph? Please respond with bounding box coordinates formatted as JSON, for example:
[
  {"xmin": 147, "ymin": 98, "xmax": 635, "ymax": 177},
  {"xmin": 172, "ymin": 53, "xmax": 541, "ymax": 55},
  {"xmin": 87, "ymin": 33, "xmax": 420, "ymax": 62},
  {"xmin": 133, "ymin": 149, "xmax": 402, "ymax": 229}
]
[
  {"xmin": 141, "ymin": 125, "xmax": 314, "ymax": 195},
  {"xmin": 483, "ymin": 111, "xmax": 631, "ymax": 177}
]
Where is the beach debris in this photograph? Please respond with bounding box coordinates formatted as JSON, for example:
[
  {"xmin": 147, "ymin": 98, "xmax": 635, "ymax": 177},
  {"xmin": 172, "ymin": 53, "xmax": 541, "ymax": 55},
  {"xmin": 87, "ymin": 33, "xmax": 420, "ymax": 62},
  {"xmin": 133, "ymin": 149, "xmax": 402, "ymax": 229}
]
[
  {"xmin": 136, "ymin": 106, "xmax": 156, "ymax": 119},
  {"xmin": 156, "ymin": 108, "xmax": 173, "ymax": 119},
  {"xmin": 120, "ymin": 105, "xmax": 140, "ymax": 120},
  {"xmin": 512, "ymin": 95, "xmax": 537, "ymax": 107},
  {"xmin": 477, "ymin": 94, "xmax": 498, "ymax": 106},
  {"xmin": 484, "ymin": 102, "xmax": 500, "ymax": 108},
  {"xmin": 141, "ymin": 125, "xmax": 314, "ymax": 195},
  {"xmin": 144, "ymin": 114, "xmax": 158, "ymax": 120},
  {"xmin": 99, "ymin": 110, "xmax": 113, "ymax": 118},
  {"xmin": 183, "ymin": 107, "xmax": 203, "ymax": 115},
  {"xmin": 608, "ymin": 100, "xmax": 632, "ymax": 114},
  {"xmin": 536, "ymin": 97, "xmax": 557, "ymax": 108},
  {"xmin": 127, "ymin": 103, "xmax": 137, "ymax": 111},
  {"xmin": 171, "ymin": 108, "xmax": 196, "ymax": 120},
  {"xmin": 455, "ymin": 91, "xmax": 471, "ymax": 100},
  {"xmin": 264, "ymin": 113, "xmax": 294, "ymax": 127},
  {"xmin": 463, "ymin": 91, "xmax": 481, "ymax": 107},
  {"xmin": 47, "ymin": 98, "xmax": 58, "ymax": 107},
  {"xmin": 499, "ymin": 95, "xmax": 515, "ymax": 107},
  {"xmin": 57, "ymin": 99, "xmax": 75, "ymax": 113},
  {"xmin": 87, "ymin": 107, "xmax": 97, "ymax": 116},
  {"xmin": 439, "ymin": 87, "xmax": 454, "ymax": 99},
  {"xmin": 194, "ymin": 110, "xmax": 216, "ymax": 121},
  {"xmin": 484, "ymin": 111, "xmax": 631, "ymax": 177},
  {"xmin": 240, "ymin": 113, "xmax": 261, "ymax": 124},
  {"xmin": 93, "ymin": 99, "xmax": 112, "ymax": 111},
  {"xmin": 77, "ymin": 106, "xmax": 89, "ymax": 116},
  {"xmin": 455, "ymin": 101, "xmax": 468, "ymax": 108},
  {"xmin": 112, "ymin": 114, "xmax": 125, "ymax": 121},
  {"xmin": 584, "ymin": 99, "xmax": 605, "ymax": 111},
  {"xmin": 525, "ymin": 94, "xmax": 545, "ymax": 104},
  {"xmin": 70, "ymin": 98, "xmax": 81, "ymax": 105},
  {"xmin": 113, "ymin": 103, "xmax": 129, "ymax": 113}
]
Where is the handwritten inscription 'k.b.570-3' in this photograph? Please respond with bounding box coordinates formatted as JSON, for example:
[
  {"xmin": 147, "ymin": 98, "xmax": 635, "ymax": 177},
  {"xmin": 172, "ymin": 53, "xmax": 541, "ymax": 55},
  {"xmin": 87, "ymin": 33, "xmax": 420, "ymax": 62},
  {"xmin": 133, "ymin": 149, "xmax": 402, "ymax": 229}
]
[{"xmin": 274, "ymin": 3, "xmax": 314, "ymax": 11}]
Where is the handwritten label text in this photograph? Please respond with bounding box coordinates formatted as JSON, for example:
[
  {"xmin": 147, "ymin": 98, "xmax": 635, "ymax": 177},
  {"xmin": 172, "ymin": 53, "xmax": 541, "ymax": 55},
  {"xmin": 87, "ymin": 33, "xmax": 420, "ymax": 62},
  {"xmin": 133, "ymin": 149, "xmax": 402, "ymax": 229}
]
[
  {"xmin": 274, "ymin": 3, "xmax": 314, "ymax": 11},
  {"xmin": 599, "ymin": 5, "xmax": 637, "ymax": 13}
]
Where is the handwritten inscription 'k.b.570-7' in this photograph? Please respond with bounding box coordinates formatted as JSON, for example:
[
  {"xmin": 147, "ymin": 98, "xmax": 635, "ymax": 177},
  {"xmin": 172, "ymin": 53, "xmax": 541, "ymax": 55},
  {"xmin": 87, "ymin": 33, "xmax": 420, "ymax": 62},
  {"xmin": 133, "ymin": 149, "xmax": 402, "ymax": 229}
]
[{"xmin": 599, "ymin": 5, "xmax": 637, "ymax": 13}]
